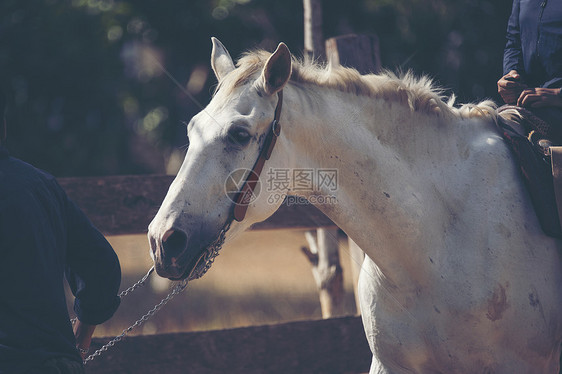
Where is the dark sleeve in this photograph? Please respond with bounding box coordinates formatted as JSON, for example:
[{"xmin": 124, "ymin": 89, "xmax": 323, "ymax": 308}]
[
  {"xmin": 59, "ymin": 182, "xmax": 121, "ymax": 325},
  {"xmin": 503, "ymin": 0, "xmax": 524, "ymax": 75}
]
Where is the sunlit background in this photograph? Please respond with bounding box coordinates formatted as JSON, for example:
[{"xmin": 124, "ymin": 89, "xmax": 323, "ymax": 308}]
[{"xmin": 93, "ymin": 230, "xmax": 358, "ymax": 337}]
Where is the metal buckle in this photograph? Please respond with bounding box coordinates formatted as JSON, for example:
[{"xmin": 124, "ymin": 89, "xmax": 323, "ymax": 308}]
[
  {"xmin": 272, "ymin": 119, "xmax": 281, "ymax": 136},
  {"xmin": 539, "ymin": 139, "xmax": 553, "ymax": 157}
]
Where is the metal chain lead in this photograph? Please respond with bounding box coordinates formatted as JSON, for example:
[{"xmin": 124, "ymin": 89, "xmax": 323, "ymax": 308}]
[
  {"xmin": 118, "ymin": 266, "xmax": 155, "ymax": 298},
  {"xmin": 187, "ymin": 221, "xmax": 231, "ymax": 281},
  {"xmin": 83, "ymin": 278, "xmax": 188, "ymax": 364},
  {"xmin": 81, "ymin": 221, "xmax": 232, "ymax": 365}
]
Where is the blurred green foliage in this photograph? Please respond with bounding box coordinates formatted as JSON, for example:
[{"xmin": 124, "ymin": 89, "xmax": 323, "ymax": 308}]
[{"xmin": 0, "ymin": 0, "xmax": 512, "ymax": 176}]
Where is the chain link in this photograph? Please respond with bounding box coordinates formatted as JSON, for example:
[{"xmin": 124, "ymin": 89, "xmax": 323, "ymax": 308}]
[
  {"xmin": 118, "ymin": 266, "xmax": 155, "ymax": 297},
  {"xmin": 78, "ymin": 220, "xmax": 232, "ymax": 365}
]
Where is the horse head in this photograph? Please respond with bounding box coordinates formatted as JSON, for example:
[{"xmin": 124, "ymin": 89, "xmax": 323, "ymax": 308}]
[{"xmin": 148, "ymin": 38, "xmax": 293, "ymax": 280}]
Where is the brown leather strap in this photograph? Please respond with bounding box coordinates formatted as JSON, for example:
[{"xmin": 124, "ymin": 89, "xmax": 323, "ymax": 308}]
[
  {"xmin": 233, "ymin": 91, "xmax": 283, "ymax": 222},
  {"xmin": 550, "ymin": 146, "xmax": 562, "ymax": 232}
]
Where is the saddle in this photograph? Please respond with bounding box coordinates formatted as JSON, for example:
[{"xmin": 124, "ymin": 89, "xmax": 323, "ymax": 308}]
[{"xmin": 497, "ymin": 105, "xmax": 562, "ymax": 238}]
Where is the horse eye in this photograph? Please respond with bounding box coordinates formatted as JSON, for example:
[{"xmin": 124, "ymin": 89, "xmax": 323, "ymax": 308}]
[{"xmin": 227, "ymin": 127, "xmax": 252, "ymax": 146}]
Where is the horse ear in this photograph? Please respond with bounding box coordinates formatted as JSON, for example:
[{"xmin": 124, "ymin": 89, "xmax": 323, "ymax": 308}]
[
  {"xmin": 211, "ymin": 37, "xmax": 235, "ymax": 81},
  {"xmin": 262, "ymin": 43, "xmax": 292, "ymax": 96}
]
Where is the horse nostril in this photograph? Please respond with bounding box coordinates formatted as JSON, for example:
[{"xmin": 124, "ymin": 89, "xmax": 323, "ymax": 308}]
[{"xmin": 162, "ymin": 229, "xmax": 188, "ymax": 258}]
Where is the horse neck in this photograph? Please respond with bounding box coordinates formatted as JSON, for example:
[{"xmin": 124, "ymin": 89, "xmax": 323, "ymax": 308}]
[{"xmin": 280, "ymin": 84, "xmax": 479, "ymax": 283}]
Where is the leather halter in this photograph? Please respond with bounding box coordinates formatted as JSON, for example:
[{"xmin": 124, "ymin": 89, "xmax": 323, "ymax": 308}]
[{"xmin": 233, "ymin": 90, "xmax": 283, "ymax": 222}]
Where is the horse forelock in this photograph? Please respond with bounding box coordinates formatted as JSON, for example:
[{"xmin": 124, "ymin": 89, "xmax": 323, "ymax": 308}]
[{"xmin": 215, "ymin": 48, "xmax": 496, "ymax": 121}]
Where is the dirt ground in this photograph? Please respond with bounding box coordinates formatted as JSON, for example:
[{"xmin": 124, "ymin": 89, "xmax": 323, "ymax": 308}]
[{"xmin": 86, "ymin": 229, "xmax": 360, "ymax": 338}]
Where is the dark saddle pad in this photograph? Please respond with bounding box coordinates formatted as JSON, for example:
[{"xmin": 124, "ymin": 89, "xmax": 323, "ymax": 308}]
[{"xmin": 497, "ymin": 105, "xmax": 562, "ymax": 238}]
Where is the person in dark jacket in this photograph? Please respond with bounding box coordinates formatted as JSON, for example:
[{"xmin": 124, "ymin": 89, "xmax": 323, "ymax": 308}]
[
  {"xmin": 496, "ymin": 0, "xmax": 562, "ymax": 238},
  {"xmin": 497, "ymin": 0, "xmax": 562, "ymax": 134},
  {"xmin": 0, "ymin": 93, "xmax": 121, "ymax": 374}
]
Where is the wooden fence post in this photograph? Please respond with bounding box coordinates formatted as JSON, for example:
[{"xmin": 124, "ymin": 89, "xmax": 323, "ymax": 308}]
[
  {"xmin": 302, "ymin": 228, "xmax": 345, "ymax": 318},
  {"xmin": 325, "ymin": 33, "xmax": 382, "ymax": 75}
]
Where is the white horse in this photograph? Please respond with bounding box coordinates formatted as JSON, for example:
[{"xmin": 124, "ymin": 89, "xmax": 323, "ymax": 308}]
[{"xmin": 148, "ymin": 38, "xmax": 562, "ymax": 373}]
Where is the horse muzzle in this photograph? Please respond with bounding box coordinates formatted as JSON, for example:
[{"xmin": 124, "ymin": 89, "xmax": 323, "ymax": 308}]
[{"xmin": 148, "ymin": 227, "xmax": 208, "ymax": 280}]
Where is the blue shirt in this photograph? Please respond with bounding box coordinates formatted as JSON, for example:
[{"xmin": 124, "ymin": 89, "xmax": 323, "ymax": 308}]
[
  {"xmin": 504, "ymin": 0, "xmax": 562, "ymax": 89},
  {"xmin": 0, "ymin": 146, "xmax": 121, "ymax": 373}
]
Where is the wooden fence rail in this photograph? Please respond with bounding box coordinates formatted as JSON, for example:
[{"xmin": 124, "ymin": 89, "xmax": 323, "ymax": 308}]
[
  {"xmin": 88, "ymin": 316, "xmax": 370, "ymax": 374},
  {"xmin": 59, "ymin": 175, "xmax": 336, "ymax": 235}
]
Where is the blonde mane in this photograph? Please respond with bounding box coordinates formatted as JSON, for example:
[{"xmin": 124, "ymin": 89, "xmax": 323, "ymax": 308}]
[{"xmin": 217, "ymin": 49, "xmax": 496, "ymax": 120}]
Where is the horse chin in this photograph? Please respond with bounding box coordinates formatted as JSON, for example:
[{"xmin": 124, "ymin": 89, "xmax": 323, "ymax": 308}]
[
  {"xmin": 154, "ymin": 255, "xmax": 195, "ymax": 281},
  {"xmin": 156, "ymin": 245, "xmax": 214, "ymax": 281},
  {"xmin": 153, "ymin": 261, "xmax": 188, "ymax": 281},
  {"xmin": 162, "ymin": 263, "xmax": 191, "ymax": 281},
  {"xmin": 170, "ymin": 250, "xmax": 209, "ymax": 281}
]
